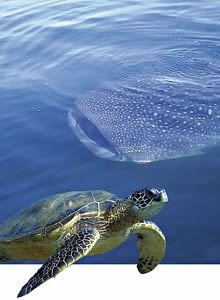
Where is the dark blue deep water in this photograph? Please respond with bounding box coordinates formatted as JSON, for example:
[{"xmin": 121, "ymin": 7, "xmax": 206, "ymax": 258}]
[{"xmin": 0, "ymin": 0, "xmax": 220, "ymax": 264}]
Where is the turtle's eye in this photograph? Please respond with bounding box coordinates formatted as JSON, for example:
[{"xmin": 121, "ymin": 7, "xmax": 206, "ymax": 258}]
[{"xmin": 147, "ymin": 188, "xmax": 158, "ymax": 197}]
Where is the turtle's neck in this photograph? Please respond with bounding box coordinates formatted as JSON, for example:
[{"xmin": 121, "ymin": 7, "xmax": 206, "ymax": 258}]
[{"xmin": 107, "ymin": 197, "xmax": 140, "ymax": 231}]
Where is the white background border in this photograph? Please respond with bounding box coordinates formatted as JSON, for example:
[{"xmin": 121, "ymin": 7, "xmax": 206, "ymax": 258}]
[{"xmin": 0, "ymin": 264, "xmax": 219, "ymax": 299}]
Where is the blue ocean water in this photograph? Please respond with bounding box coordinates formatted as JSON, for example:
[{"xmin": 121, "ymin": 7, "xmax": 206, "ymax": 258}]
[{"xmin": 0, "ymin": 0, "xmax": 220, "ymax": 264}]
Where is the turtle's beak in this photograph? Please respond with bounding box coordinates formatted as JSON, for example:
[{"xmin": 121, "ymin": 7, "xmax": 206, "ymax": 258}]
[{"xmin": 158, "ymin": 189, "xmax": 168, "ymax": 203}]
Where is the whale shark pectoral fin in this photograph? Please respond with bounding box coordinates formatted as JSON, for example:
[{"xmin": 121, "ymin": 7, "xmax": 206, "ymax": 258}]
[{"xmin": 67, "ymin": 108, "xmax": 125, "ymax": 161}]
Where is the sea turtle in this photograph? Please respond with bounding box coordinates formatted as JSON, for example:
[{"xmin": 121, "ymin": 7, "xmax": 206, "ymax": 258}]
[{"xmin": 0, "ymin": 187, "xmax": 168, "ymax": 297}]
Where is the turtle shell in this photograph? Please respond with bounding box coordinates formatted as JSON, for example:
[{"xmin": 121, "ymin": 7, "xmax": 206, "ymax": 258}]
[{"xmin": 0, "ymin": 190, "xmax": 117, "ymax": 241}]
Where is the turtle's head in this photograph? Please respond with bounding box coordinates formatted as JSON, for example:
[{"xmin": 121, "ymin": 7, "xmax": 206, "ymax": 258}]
[{"xmin": 128, "ymin": 188, "xmax": 168, "ymax": 219}]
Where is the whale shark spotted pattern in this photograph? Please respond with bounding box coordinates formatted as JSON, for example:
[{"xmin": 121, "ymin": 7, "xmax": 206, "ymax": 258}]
[{"xmin": 68, "ymin": 76, "xmax": 220, "ymax": 163}]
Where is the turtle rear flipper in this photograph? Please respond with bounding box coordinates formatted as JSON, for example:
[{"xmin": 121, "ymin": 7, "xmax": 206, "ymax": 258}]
[
  {"xmin": 17, "ymin": 226, "xmax": 100, "ymax": 298},
  {"xmin": 0, "ymin": 254, "xmax": 8, "ymax": 262},
  {"xmin": 0, "ymin": 244, "xmax": 9, "ymax": 262}
]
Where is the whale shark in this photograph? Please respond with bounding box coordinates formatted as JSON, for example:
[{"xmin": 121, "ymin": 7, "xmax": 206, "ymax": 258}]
[{"xmin": 68, "ymin": 76, "xmax": 220, "ymax": 163}]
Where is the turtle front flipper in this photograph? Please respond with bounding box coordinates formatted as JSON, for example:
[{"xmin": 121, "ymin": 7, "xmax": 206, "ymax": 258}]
[
  {"xmin": 17, "ymin": 226, "xmax": 100, "ymax": 298},
  {"xmin": 130, "ymin": 221, "xmax": 166, "ymax": 274}
]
